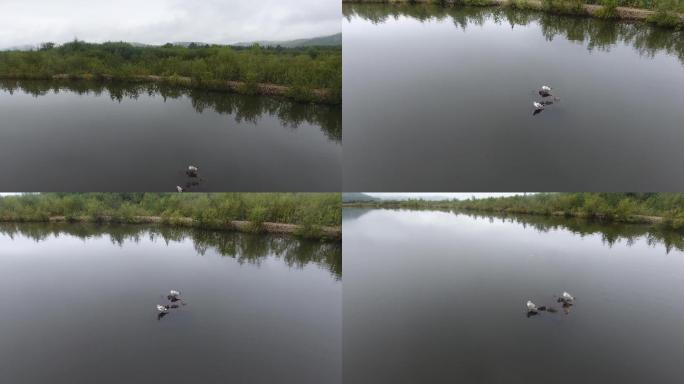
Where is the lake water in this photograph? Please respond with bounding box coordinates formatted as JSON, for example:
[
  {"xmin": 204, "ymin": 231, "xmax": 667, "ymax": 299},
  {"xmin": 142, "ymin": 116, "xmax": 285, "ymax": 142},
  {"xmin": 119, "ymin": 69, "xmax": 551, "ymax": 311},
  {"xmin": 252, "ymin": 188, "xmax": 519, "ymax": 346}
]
[
  {"xmin": 343, "ymin": 4, "xmax": 684, "ymax": 191},
  {"xmin": 343, "ymin": 208, "xmax": 684, "ymax": 383},
  {"xmin": 0, "ymin": 80, "xmax": 341, "ymax": 191},
  {"xmin": 0, "ymin": 223, "xmax": 341, "ymax": 384}
]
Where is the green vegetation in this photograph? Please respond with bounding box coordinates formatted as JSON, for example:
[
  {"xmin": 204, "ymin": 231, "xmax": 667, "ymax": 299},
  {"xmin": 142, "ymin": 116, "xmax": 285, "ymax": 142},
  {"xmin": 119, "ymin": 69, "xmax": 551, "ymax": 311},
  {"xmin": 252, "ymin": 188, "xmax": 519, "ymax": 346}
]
[
  {"xmin": 595, "ymin": 0, "xmax": 619, "ymax": 17},
  {"xmin": 344, "ymin": 4, "xmax": 684, "ymax": 63},
  {"xmin": 509, "ymin": 0, "xmax": 536, "ymax": 10},
  {"xmin": 344, "ymin": 1, "xmax": 683, "ymax": 28},
  {"xmin": 542, "ymin": 0, "xmax": 587, "ymax": 15},
  {"xmin": 0, "ymin": 193, "xmax": 341, "ymax": 240},
  {"xmin": 344, "ymin": 193, "xmax": 684, "ymax": 229},
  {"xmin": 461, "ymin": 0, "xmax": 497, "ymax": 6},
  {"xmin": 0, "ymin": 40, "xmax": 342, "ymax": 103},
  {"xmin": 647, "ymin": 0, "xmax": 684, "ymax": 27},
  {"xmin": 342, "ymin": 193, "xmax": 379, "ymax": 203}
]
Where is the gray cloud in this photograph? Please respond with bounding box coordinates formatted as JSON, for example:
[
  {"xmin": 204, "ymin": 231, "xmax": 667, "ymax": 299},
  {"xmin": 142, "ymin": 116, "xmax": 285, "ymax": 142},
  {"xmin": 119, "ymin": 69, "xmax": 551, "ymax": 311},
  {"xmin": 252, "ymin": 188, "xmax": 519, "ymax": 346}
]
[{"xmin": 0, "ymin": 0, "xmax": 340, "ymax": 49}]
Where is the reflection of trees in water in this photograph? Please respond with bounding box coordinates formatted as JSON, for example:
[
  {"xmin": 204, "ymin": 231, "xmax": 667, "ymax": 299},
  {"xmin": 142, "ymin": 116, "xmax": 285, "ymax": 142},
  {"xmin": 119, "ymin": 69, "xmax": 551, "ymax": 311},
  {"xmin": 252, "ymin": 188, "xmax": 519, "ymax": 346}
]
[
  {"xmin": 0, "ymin": 222, "xmax": 342, "ymax": 279},
  {"xmin": 343, "ymin": 4, "xmax": 684, "ymax": 64},
  {"xmin": 458, "ymin": 211, "xmax": 684, "ymax": 254},
  {"xmin": 0, "ymin": 79, "xmax": 341, "ymax": 142}
]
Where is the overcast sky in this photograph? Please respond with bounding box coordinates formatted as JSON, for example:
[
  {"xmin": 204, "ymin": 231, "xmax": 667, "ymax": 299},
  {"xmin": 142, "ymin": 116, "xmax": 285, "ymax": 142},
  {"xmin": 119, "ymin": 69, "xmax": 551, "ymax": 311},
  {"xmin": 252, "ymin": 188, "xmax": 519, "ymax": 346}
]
[
  {"xmin": 0, "ymin": 0, "xmax": 340, "ymax": 49},
  {"xmin": 365, "ymin": 193, "xmax": 530, "ymax": 201}
]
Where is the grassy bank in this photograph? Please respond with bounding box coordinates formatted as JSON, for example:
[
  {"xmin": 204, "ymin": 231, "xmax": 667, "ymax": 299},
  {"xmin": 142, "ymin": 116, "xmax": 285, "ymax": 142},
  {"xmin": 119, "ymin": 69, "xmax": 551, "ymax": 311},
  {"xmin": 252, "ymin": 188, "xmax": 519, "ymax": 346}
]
[
  {"xmin": 344, "ymin": 193, "xmax": 684, "ymax": 229},
  {"xmin": 342, "ymin": 0, "xmax": 684, "ymax": 28},
  {"xmin": 0, "ymin": 193, "xmax": 341, "ymax": 240},
  {"xmin": 0, "ymin": 41, "xmax": 341, "ymax": 103}
]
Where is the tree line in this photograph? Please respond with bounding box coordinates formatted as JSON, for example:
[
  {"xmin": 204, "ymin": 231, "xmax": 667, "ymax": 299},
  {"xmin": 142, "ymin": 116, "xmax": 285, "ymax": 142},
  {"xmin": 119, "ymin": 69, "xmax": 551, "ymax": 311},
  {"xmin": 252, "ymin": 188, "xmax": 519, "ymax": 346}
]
[
  {"xmin": 0, "ymin": 41, "xmax": 342, "ymax": 103},
  {"xmin": 0, "ymin": 193, "xmax": 341, "ymax": 238},
  {"xmin": 346, "ymin": 193, "xmax": 684, "ymax": 228},
  {"xmin": 345, "ymin": 1, "xmax": 683, "ymax": 28},
  {"xmin": 345, "ymin": 3, "xmax": 683, "ymax": 62}
]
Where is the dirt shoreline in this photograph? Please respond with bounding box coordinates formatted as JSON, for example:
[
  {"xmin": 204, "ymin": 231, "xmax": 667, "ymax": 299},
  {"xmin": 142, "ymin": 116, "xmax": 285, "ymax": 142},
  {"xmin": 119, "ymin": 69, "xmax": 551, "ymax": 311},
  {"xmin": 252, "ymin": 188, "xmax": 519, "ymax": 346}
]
[
  {"xmin": 0, "ymin": 216, "xmax": 341, "ymax": 241},
  {"xmin": 0, "ymin": 74, "xmax": 336, "ymax": 104},
  {"xmin": 343, "ymin": 0, "xmax": 684, "ymax": 24}
]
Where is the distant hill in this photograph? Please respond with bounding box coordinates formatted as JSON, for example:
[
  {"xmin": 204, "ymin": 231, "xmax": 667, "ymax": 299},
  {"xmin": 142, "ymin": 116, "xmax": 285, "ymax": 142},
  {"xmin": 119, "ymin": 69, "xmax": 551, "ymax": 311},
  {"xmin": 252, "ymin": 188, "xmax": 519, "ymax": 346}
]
[
  {"xmin": 342, "ymin": 193, "xmax": 379, "ymax": 203},
  {"xmin": 4, "ymin": 44, "xmax": 37, "ymax": 51},
  {"xmin": 233, "ymin": 33, "xmax": 341, "ymax": 48},
  {"xmin": 3, "ymin": 34, "xmax": 342, "ymax": 51},
  {"xmin": 170, "ymin": 42, "xmax": 209, "ymax": 48}
]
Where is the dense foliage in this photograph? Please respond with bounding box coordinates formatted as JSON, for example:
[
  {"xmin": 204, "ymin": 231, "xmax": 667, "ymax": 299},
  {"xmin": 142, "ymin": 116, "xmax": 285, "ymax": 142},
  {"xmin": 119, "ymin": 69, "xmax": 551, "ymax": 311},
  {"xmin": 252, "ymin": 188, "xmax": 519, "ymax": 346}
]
[
  {"xmin": 344, "ymin": 4, "xmax": 684, "ymax": 63},
  {"xmin": 0, "ymin": 193, "xmax": 342, "ymax": 237},
  {"xmin": 456, "ymin": 193, "xmax": 684, "ymax": 220},
  {"xmin": 0, "ymin": 41, "xmax": 342, "ymax": 103},
  {"xmin": 542, "ymin": 0, "xmax": 587, "ymax": 15},
  {"xmin": 346, "ymin": 193, "xmax": 684, "ymax": 228},
  {"xmin": 345, "ymin": 1, "xmax": 683, "ymax": 28},
  {"xmin": 347, "ymin": 0, "xmax": 683, "ymax": 12}
]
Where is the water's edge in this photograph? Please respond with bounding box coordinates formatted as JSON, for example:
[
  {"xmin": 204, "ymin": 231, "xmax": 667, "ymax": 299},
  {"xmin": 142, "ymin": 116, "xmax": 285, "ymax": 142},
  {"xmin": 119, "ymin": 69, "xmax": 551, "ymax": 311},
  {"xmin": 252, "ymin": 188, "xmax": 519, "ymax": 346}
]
[
  {"xmin": 343, "ymin": 204, "xmax": 678, "ymax": 227},
  {"xmin": 342, "ymin": 0, "xmax": 684, "ymax": 26},
  {"xmin": 0, "ymin": 216, "xmax": 341, "ymax": 241},
  {"xmin": 0, "ymin": 74, "xmax": 338, "ymax": 104}
]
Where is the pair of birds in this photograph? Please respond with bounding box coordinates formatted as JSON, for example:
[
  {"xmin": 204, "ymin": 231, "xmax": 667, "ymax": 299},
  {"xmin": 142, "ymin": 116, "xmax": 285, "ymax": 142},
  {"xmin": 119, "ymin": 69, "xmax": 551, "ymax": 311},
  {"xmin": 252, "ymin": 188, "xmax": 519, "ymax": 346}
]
[
  {"xmin": 157, "ymin": 290, "xmax": 182, "ymax": 313},
  {"xmin": 526, "ymin": 291, "xmax": 574, "ymax": 314},
  {"xmin": 533, "ymin": 85, "xmax": 554, "ymax": 111},
  {"xmin": 176, "ymin": 165, "xmax": 199, "ymax": 192}
]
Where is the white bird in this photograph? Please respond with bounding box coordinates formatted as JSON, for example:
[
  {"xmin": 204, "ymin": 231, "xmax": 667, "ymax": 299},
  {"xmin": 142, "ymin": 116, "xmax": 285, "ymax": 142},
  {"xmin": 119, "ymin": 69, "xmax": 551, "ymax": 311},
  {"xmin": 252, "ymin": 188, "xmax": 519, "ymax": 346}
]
[
  {"xmin": 560, "ymin": 291, "xmax": 575, "ymax": 303},
  {"xmin": 539, "ymin": 85, "xmax": 553, "ymax": 98},
  {"xmin": 187, "ymin": 165, "xmax": 199, "ymax": 177},
  {"xmin": 526, "ymin": 300, "xmax": 538, "ymax": 313},
  {"xmin": 176, "ymin": 185, "xmax": 183, "ymax": 193},
  {"xmin": 533, "ymin": 101, "xmax": 544, "ymax": 110},
  {"xmin": 156, "ymin": 304, "xmax": 169, "ymax": 313},
  {"xmin": 167, "ymin": 290, "xmax": 181, "ymax": 302}
]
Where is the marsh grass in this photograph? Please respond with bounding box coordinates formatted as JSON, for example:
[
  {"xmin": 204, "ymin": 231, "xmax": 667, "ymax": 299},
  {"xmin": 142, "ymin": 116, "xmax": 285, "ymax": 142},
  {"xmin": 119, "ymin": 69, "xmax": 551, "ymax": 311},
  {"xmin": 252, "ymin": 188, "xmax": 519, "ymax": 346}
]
[
  {"xmin": 542, "ymin": 0, "xmax": 588, "ymax": 14},
  {"xmin": 595, "ymin": 0, "xmax": 619, "ymax": 17},
  {"xmin": 0, "ymin": 41, "xmax": 342, "ymax": 103},
  {"xmin": 647, "ymin": 7, "xmax": 683, "ymax": 28},
  {"xmin": 0, "ymin": 193, "xmax": 342, "ymax": 239}
]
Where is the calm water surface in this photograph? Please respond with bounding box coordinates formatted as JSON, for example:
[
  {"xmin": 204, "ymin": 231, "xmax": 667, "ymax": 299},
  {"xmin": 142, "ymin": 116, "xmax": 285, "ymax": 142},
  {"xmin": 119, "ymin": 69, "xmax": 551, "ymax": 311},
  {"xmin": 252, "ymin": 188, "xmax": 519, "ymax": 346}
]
[
  {"xmin": 0, "ymin": 223, "xmax": 341, "ymax": 384},
  {"xmin": 343, "ymin": 4, "xmax": 684, "ymax": 190},
  {"xmin": 0, "ymin": 80, "xmax": 341, "ymax": 191},
  {"xmin": 344, "ymin": 208, "xmax": 684, "ymax": 383}
]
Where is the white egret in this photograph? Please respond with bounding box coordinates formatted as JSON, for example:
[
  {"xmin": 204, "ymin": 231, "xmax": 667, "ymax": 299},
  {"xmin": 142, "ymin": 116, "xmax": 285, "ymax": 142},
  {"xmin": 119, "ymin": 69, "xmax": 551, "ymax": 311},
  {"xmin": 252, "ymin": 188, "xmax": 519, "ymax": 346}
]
[
  {"xmin": 187, "ymin": 165, "xmax": 199, "ymax": 177},
  {"xmin": 560, "ymin": 291, "xmax": 575, "ymax": 304}
]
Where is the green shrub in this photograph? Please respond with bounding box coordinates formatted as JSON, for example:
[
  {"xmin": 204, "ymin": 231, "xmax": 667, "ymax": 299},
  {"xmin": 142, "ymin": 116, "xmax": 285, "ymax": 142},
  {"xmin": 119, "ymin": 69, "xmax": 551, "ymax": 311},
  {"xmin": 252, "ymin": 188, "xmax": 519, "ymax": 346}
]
[
  {"xmin": 0, "ymin": 41, "xmax": 341, "ymax": 104},
  {"xmin": 247, "ymin": 205, "xmax": 269, "ymax": 233},
  {"xmin": 542, "ymin": 0, "xmax": 588, "ymax": 14},
  {"xmin": 596, "ymin": 0, "xmax": 619, "ymax": 17}
]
